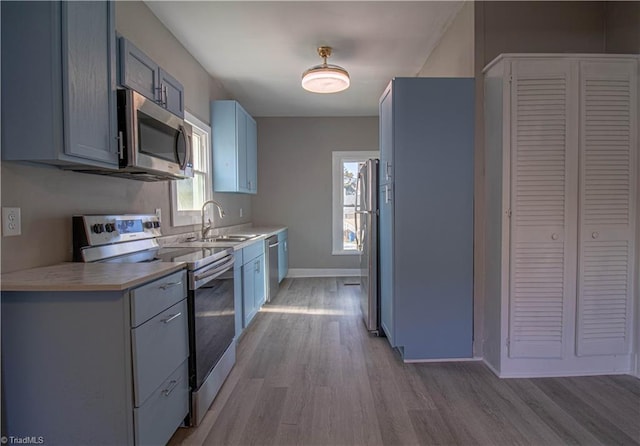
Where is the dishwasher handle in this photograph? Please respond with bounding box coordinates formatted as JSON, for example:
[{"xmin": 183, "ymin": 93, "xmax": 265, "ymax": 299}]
[{"xmin": 268, "ymin": 241, "xmax": 280, "ymax": 248}]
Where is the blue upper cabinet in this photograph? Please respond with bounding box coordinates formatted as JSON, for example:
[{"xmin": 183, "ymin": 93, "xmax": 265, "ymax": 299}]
[
  {"xmin": 119, "ymin": 38, "xmax": 184, "ymax": 118},
  {"xmin": 158, "ymin": 68, "xmax": 185, "ymax": 118},
  {"xmin": 118, "ymin": 38, "xmax": 159, "ymax": 102},
  {"xmin": 1, "ymin": 1, "xmax": 118, "ymax": 168},
  {"xmin": 212, "ymin": 100, "xmax": 258, "ymax": 194},
  {"xmin": 378, "ymin": 78, "xmax": 474, "ymax": 361}
]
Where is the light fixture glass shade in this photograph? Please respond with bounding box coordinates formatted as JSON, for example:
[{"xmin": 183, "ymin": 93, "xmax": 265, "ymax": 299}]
[
  {"xmin": 301, "ymin": 46, "xmax": 350, "ymax": 94},
  {"xmin": 302, "ymin": 64, "xmax": 350, "ymax": 93}
]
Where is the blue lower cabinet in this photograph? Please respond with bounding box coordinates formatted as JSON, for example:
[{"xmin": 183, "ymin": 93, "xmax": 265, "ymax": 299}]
[
  {"xmin": 1, "ymin": 271, "xmax": 190, "ymax": 445},
  {"xmin": 233, "ymin": 249, "xmax": 243, "ymax": 338},
  {"xmin": 242, "ymin": 260, "xmax": 257, "ymax": 327},
  {"xmin": 240, "ymin": 242, "xmax": 266, "ymax": 329}
]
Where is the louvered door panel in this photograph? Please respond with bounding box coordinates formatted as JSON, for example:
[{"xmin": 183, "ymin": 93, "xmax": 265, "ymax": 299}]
[
  {"xmin": 509, "ymin": 61, "xmax": 574, "ymax": 359},
  {"xmin": 577, "ymin": 61, "xmax": 637, "ymax": 356}
]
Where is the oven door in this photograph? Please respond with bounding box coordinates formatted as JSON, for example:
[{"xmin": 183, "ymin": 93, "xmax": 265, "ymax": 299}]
[
  {"xmin": 120, "ymin": 89, "xmax": 193, "ymax": 179},
  {"xmin": 187, "ymin": 254, "xmax": 235, "ymax": 391}
]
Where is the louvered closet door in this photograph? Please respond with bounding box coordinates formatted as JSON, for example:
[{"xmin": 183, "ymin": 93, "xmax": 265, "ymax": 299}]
[
  {"xmin": 509, "ymin": 60, "xmax": 577, "ymax": 359},
  {"xmin": 576, "ymin": 60, "xmax": 638, "ymax": 356}
]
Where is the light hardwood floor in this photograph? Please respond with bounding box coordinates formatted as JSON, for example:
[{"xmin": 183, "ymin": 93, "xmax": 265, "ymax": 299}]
[{"xmin": 170, "ymin": 277, "xmax": 640, "ymax": 446}]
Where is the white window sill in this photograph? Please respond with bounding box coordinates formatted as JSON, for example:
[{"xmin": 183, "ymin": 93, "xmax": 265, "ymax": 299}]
[{"xmin": 332, "ymin": 250, "xmax": 360, "ymax": 256}]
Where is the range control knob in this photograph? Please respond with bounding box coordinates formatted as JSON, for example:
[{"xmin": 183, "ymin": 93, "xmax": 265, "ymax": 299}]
[
  {"xmin": 105, "ymin": 223, "xmax": 116, "ymax": 233},
  {"xmin": 144, "ymin": 221, "xmax": 154, "ymax": 229},
  {"xmin": 153, "ymin": 221, "xmax": 160, "ymax": 228},
  {"xmin": 92, "ymin": 223, "xmax": 105, "ymax": 234}
]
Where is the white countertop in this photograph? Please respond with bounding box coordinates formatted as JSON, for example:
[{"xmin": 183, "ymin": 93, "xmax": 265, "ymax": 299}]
[
  {"xmin": 162, "ymin": 225, "xmax": 287, "ymax": 250},
  {"xmin": 1, "ymin": 262, "xmax": 186, "ymax": 292},
  {"xmin": 1, "ymin": 225, "xmax": 287, "ymax": 292}
]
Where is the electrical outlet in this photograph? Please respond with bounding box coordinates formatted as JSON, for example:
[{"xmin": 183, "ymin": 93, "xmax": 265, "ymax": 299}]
[
  {"xmin": 155, "ymin": 208, "xmax": 161, "ymax": 221},
  {"xmin": 2, "ymin": 207, "xmax": 21, "ymax": 236},
  {"xmin": 239, "ymin": 208, "xmax": 243, "ymax": 218}
]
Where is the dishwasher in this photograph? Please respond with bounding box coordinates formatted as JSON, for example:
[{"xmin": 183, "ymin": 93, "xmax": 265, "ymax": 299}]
[{"xmin": 265, "ymin": 235, "xmax": 280, "ymax": 302}]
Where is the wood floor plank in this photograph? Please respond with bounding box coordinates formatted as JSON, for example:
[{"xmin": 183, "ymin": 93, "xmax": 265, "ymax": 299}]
[
  {"xmin": 201, "ymin": 378, "xmax": 264, "ymax": 446},
  {"xmin": 532, "ymin": 378, "xmax": 639, "ymax": 445},
  {"xmin": 169, "ymin": 277, "xmax": 640, "ymax": 446},
  {"xmin": 562, "ymin": 375, "xmax": 640, "ymax": 441},
  {"xmin": 237, "ymin": 385, "xmax": 288, "ymax": 446}
]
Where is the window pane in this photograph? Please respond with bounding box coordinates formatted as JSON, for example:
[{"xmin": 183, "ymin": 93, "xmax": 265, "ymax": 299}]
[
  {"xmin": 192, "ymin": 132, "xmax": 202, "ymax": 171},
  {"xmin": 176, "ymin": 172, "xmax": 206, "ymax": 211},
  {"xmin": 343, "ymin": 205, "xmax": 357, "ymax": 250},
  {"xmin": 343, "ymin": 162, "xmax": 359, "ymax": 204}
]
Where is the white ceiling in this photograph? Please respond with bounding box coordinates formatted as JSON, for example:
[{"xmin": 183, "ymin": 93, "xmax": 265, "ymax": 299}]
[{"xmin": 145, "ymin": 1, "xmax": 463, "ymax": 117}]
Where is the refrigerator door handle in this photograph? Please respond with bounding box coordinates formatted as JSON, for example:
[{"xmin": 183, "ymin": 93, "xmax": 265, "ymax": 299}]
[{"xmin": 355, "ymin": 172, "xmax": 363, "ymax": 250}]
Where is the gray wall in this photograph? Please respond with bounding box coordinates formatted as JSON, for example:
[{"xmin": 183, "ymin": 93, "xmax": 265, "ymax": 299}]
[
  {"xmin": 472, "ymin": 0, "xmax": 639, "ymax": 356},
  {"xmin": 0, "ymin": 1, "xmax": 251, "ymax": 273},
  {"xmin": 252, "ymin": 117, "xmax": 379, "ymax": 270},
  {"xmin": 417, "ymin": 1, "xmax": 474, "ymax": 77},
  {"xmin": 604, "ymin": 1, "xmax": 640, "ymax": 54}
]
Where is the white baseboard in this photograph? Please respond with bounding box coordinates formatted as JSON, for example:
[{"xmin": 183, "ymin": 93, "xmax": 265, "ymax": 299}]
[
  {"xmin": 287, "ymin": 268, "xmax": 360, "ymax": 278},
  {"xmin": 404, "ymin": 357, "xmax": 482, "ymax": 364},
  {"xmin": 483, "ymin": 358, "xmax": 501, "ymax": 377}
]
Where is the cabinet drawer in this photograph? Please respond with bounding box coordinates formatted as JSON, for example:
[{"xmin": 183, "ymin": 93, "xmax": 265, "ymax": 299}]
[
  {"xmin": 242, "ymin": 240, "xmax": 264, "ymax": 264},
  {"xmin": 134, "ymin": 360, "xmax": 189, "ymax": 446},
  {"xmin": 131, "ymin": 270, "xmax": 187, "ymax": 327},
  {"xmin": 132, "ymin": 299, "xmax": 189, "ymax": 406}
]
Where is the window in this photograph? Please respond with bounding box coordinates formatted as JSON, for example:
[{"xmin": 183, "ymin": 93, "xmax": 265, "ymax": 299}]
[
  {"xmin": 170, "ymin": 111, "xmax": 211, "ymax": 226},
  {"xmin": 332, "ymin": 151, "xmax": 379, "ymax": 255}
]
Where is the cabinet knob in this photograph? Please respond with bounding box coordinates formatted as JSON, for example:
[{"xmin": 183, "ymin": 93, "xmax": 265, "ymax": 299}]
[
  {"xmin": 551, "ymin": 233, "xmax": 559, "ymax": 240},
  {"xmin": 592, "ymin": 232, "xmax": 599, "ymax": 239}
]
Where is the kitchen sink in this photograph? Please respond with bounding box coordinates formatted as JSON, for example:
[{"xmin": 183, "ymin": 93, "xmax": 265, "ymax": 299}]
[{"xmin": 185, "ymin": 234, "xmax": 260, "ymax": 243}]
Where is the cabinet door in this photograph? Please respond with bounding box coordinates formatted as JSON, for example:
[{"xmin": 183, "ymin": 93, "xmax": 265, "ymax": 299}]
[
  {"xmin": 254, "ymin": 255, "xmax": 266, "ymax": 308},
  {"xmin": 212, "ymin": 101, "xmax": 240, "ymax": 192},
  {"xmin": 62, "ymin": 1, "xmax": 118, "ymax": 165},
  {"xmin": 234, "ymin": 253, "xmax": 244, "ymax": 336},
  {"xmin": 379, "ymin": 184, "xmax": 394, "ymax": 345},
  {"xmin": 379, "ymin": 83, "xmax": 393, "ymax": 185},
  {"xmin": 159, "ymin": 68, "xmax": 184, "ymax": 118},
  {"xmin": 119, "ymin": 37, "xmax": 160, "ymax": 103},
  {"xmin": 212, "ymin": 100, "xmax": 257, "ymax": 194},
  {"xmin": 236, "ymin": 106, "xmax": 249, "ymax": 193},
  {"xmin": 246, "ymin": 115, "xmax": 258, "ymax": 194},
  {"xmin": 242, "ymin": 261, "xmax": 257, "ymax": 326},
  {"xmin": 508, "ymin": 59, "xmax": 576, "ymax": 359},
  {"xmin": 576, "ymin": 60, "xmax": 637, "ymax": 356}
]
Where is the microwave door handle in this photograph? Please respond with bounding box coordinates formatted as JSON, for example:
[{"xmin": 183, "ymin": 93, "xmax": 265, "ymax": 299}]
[
  {"xmin": 184, "ymin": 127, "xmax": 192, "ymax": 170},
  {"xmin": 176, "ymin": 126, "xmax": 189, "ymax": 170}
]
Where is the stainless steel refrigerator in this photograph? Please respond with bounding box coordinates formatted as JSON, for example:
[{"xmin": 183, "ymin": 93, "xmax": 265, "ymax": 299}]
[{"xmin": 356, "ymin": 158, "xmax": 379, "ymax": 333}]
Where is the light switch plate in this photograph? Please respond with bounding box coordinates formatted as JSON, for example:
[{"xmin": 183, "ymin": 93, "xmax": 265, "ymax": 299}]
[{"xmin": 2, "ymin": 207, "xmax": 21, "ymax": 236}]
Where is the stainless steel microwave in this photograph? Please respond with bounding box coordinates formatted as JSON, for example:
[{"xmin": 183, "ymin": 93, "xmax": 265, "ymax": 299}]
[{"xmin": 115, "ymin": 89, "xmax": 193, "ymax": 181}]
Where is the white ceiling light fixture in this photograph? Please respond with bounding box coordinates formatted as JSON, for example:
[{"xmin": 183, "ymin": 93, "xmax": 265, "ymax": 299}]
[{"xmin": 301, "ymin": 46, "xmax": 350, "ymax": 94}]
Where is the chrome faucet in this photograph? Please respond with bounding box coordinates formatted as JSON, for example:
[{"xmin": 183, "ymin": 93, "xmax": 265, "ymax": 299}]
[{"xmin": 201, "ymin": 199, "xmax": 226, "ymax": 239}]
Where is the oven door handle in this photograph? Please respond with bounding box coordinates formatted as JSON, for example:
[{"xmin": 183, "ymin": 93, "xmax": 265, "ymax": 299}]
[{"xmin": 192, "ymin": 255, "xmax": 235, "ymax": 288}]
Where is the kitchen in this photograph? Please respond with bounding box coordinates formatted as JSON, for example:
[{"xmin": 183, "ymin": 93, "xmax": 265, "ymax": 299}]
[{"xmin": 1, "ymin": 1, "xmax": 639, "ymax": 445}]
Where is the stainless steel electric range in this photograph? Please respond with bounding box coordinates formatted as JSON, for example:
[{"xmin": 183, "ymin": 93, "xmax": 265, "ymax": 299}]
[{"xmin": 73, "ymin": 214, "xmax": 236, "ymax": 426}]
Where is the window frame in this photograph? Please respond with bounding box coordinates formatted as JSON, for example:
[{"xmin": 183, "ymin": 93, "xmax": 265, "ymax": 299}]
[
  {"xmin": 169, "ymin": 111, "xmax": 212, "ymax": 227},
  {"xmin": 331, "ymin": 150, "xmax": 379, "ymax": 255}
]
